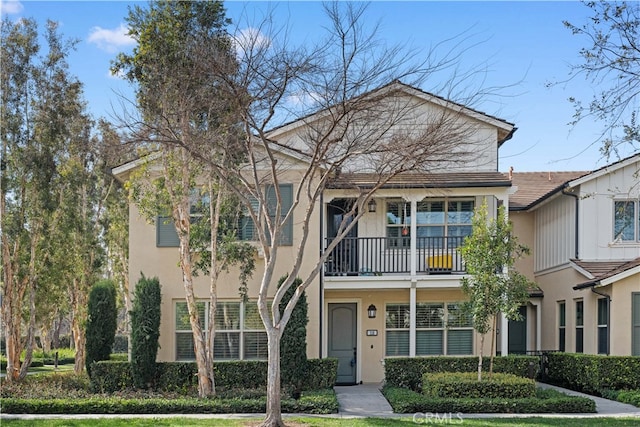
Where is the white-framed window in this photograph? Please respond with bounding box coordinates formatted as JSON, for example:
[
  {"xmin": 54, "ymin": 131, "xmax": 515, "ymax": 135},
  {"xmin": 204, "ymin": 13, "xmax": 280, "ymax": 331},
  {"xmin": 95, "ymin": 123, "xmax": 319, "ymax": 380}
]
[
  {"xmin": 614, "ymin": 199, "xmax": 640, "ymax": 242},
  {"xmin": 385, "ymin": 198, "xmax": 474, "ymax": 248},
  {"xmin": 597, "ymin": 298, "xmax": 609, "ymax": 355},
  {"xmin": 175, "ymin": 300, "xmax": 267, "ymax": 361},
  {"xmin": 386, "ymin": 302, "xmax": 473, "ymax": 357},
  {"xmin": 558, "ymin": 301, "xmax": 566, "ymax": 352},
  {"xmin": 575, "ymin": 299, "xmax": 584, "ymax": 353}
]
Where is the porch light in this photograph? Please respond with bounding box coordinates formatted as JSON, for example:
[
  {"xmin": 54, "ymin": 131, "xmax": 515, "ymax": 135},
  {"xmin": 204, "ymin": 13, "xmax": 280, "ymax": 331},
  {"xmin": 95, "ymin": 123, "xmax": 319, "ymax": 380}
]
[
  {"xmin": 367, "ymin": 304, "xmax": 377, "ymax": 319},
  {"xmin": 368, "ymin": 199, "xmax": 377, "ymax": 213}
]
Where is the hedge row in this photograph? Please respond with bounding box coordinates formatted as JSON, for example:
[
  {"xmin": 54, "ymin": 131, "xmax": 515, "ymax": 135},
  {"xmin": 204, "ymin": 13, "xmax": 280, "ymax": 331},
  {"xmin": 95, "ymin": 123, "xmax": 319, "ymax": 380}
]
[
  {"xmin": 382, "ymin": 386, "xmax": 596, "ymax": 414},
  {"xmin": 422, "ymin": 372, "xmax": 536, "ymax": 399},
  {"xmin": 90, "ymin": 358, "xmax": 338, "ymax": 394},
  {"xmin": 1, "ymin": 389, "xmax": 338, "ymax": 414},
  {"xmin": 545, "ymin": 353, "xmax": 640, "ymax": 394},
  {"xmin": 385, "ymin": 356, "xmax": 539, "ymax": 391}
]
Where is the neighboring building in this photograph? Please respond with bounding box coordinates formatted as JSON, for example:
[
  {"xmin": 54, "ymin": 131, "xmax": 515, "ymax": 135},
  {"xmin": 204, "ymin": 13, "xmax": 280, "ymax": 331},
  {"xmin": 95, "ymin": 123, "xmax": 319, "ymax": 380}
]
[
  {"xmin": 113, "ymin": 81, "xmax": 536, "ymax": 385},
  {"xmin": 509, "ymin": 154, "xmax": 640, "ymax": 357}
]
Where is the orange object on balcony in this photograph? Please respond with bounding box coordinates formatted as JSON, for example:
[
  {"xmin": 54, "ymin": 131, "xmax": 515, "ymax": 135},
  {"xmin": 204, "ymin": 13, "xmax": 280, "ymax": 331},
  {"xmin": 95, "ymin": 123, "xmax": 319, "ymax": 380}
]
[{"xmin": 427, "ymin": 254, "xmax": 453, "ymax": 270}]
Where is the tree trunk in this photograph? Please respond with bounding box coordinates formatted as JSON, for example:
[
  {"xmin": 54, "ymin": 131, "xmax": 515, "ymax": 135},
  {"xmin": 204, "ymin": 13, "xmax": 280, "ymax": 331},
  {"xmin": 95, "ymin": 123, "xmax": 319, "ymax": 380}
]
[
  {"xmin": 19, "ymin": 273, "xmax": 38, "ymax": 380},
  {"xmin": 477, "ymin": 333, "xmax": 484, "ymax": 382},
  {"xmin": 489, "ymin": 315, "xmax": 497, "ymax": 379},
  {"xmin": 261, "ymin": 327, "xmax": 285, "ymax": 427},
  {"xmin": 71, "ymin": 279, "xmax": 88, "ymax": 375}
]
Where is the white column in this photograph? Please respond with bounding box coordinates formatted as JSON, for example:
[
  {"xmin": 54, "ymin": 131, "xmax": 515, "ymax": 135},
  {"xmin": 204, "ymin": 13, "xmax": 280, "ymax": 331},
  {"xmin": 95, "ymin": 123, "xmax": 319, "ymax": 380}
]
[
  {"xmin": 410, "ymin": 199, "xmax": 417, "ymax": 276},
  {"xmin": 410, "ymin": 284, "xmax": 416, "ymax": 357},
  {"xmin": 534, "ymin": 301, "xmax": 542, "ymax": 351},
  {"xmin": 501, "ymin": 312, "xmax": 509, "ymax": 356}
]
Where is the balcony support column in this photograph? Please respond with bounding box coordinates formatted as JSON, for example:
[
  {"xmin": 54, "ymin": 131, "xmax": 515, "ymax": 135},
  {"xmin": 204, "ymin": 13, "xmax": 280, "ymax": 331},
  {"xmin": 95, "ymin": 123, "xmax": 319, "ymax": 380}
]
[
  {"xmin": 500, "ymin": 312, "xmax": 509, "ymax": 356},
  {"xmin": 410, "ymin": 199, "xmax": 417, "ymax": 277},
  {"xmin": 409, "ymin": 282, "xmax": 416, "ymax": 357}
]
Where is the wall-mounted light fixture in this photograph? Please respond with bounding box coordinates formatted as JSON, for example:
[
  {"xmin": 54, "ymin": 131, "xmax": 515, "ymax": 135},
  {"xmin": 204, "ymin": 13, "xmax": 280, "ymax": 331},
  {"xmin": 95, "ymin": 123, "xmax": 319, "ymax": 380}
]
[
  {"xmin": 368, "ymin": 199, "xmax": 377, "ymax": 213},
  {"xmin": 367, "ymin": 304, "xmax": 377, "ymax": 319}
]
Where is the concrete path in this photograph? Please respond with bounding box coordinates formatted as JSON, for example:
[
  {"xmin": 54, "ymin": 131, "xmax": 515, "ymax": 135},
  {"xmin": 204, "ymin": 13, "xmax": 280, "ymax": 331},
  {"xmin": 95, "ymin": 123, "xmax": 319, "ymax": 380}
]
[
  {"xmin": 536, "ymin": 382, "xmax": 640, "ymax": 416},
  {"xmin": 334, "ymin": 383, "xmax": 394, "ymax": 417}
]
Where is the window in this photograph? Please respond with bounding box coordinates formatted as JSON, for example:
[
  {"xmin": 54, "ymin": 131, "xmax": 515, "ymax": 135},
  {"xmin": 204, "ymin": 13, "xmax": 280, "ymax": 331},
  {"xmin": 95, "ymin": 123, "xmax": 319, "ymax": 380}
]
[
  {"xmin": 558, "ymin": 302, "xmax": 566, "ymax": 352},
  {"xmin": 597, "ymin": 298, "xmax": 609, "ymax": 355},
  {"xmin": 614, "ymin": 200, "xmax": 640, "ymax": 242},
  {"xmin": 238, "ymin": 184, "xmax": 293, "ymax": 246},
  {"xmin": 385, "ymin": 304, "xmax": 410, "ymax": 356},
  {"xmin": 156, "ymin": 188, "xmax": 210, "ymax": 247},
  {"xmin": 175, "ymin": 300, "xmax": 267, "ymax": 361},
  {"xmin": 386, "ymin": 198, "xmax": 474, "ymax": 248},
  {"xmin": 389, "ymin": 302, "xmax": 473, "ymax": 357},
  {"xmin": 575, "ymin": 300, "xmax": 584, "ymax": 353}
]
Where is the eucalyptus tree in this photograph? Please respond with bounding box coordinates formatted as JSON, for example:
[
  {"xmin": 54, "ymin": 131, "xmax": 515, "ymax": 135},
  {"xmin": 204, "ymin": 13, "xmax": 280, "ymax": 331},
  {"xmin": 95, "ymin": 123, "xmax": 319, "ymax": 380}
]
[
  {"xmin": 165, "ymin": 3, "xmax": 511, "ymax": 425},
  {"xmin": 113, "ymin": 0, "xmax": 255, "ymax": 397},
  {"xmin": 460, "ymin": 201, "xmax": 532, "ymax": 381}
]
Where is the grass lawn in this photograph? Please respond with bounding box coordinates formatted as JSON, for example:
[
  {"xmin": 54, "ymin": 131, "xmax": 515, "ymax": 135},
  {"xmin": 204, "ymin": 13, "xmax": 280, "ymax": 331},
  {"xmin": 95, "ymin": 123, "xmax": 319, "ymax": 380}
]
[{"xmin": 2, "ymin": 417, "xmax": 640, "ymax": 427}]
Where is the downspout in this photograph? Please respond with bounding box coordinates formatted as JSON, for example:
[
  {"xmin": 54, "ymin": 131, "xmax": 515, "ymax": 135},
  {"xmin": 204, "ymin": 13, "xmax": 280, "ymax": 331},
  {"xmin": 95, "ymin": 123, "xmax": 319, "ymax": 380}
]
[
  {"xmin": 319, "ymin": 192, "xmax": 324, "ymax": 359},
  {"xmin": 591, "ymin": 286, "xmax": 611, "ymax": 356},
  {"xmin": 561, "ymin": 186, "xmax": 579, "ymax": 259}
]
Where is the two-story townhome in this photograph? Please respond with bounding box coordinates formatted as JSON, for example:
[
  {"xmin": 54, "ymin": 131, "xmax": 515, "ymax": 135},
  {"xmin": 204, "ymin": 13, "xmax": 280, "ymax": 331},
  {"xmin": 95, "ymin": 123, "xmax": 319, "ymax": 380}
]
[
  {"xmin": 113, "ymin": 81, "xmax": 525, "ymax": 385},
  {"xmin": 509, "ymin": 154, "xmax": 640, "ymax": 357}
]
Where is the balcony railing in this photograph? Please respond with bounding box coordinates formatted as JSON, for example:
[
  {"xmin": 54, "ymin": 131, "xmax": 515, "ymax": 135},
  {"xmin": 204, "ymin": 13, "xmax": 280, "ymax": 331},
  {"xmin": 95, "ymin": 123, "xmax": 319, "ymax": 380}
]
[{"xmin": 324, "ymin": 236, "xmax": 466, "ymax": 276}]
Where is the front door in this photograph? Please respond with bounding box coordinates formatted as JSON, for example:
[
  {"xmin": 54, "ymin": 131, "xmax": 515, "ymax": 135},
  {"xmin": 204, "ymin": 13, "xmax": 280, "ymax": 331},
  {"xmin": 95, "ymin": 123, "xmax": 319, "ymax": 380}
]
[
  {"xmin": 328, "ymin": 303, "xmax": 357, "ymax": 385},
  {"xmin": 508, "ymin": 305, "xmax": 527, "ymax": 354}
]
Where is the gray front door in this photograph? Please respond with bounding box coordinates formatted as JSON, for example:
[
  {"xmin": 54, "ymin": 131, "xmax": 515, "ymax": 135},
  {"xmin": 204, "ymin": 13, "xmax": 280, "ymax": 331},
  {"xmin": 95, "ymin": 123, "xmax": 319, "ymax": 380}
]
[
  {"xmin": 328, "ymin": 303, "xmax": 357, "ymax": 385},
  {"xmin": 508, "ymin": 305, "xmax": 527, "ymax": 354}
]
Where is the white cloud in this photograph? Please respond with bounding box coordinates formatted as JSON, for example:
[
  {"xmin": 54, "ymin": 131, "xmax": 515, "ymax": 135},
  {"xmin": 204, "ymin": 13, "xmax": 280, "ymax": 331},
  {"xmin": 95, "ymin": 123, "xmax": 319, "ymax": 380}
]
[
  {"xmin": 88, "ymin": 23, "xmax": 134, "ymax": 53},
  {"xmin": 0, "ymin": 0, "xmax": 24, "ymax": 15},
  {"xmin": 233, "ymin": 27, "xmax": 270, "ymax": 60}
]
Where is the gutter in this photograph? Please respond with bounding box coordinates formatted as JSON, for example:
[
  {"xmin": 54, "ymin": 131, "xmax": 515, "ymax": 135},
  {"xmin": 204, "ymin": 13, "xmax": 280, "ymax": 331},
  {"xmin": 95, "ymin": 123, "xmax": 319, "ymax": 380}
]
[{"xmin": 561, "ymin": 185, "xmax": 580, "ymax": 260}]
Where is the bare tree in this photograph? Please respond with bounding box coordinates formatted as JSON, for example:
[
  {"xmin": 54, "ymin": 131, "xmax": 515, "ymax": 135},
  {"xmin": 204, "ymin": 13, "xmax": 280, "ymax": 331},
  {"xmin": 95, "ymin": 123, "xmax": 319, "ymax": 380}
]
[
  {"xmin": 564, "ymin": 1, "xmax": 640, "ymax": 159},
  {"xmin": 172, "ymin": 4, "xmax": 510, "ymax": 426}
]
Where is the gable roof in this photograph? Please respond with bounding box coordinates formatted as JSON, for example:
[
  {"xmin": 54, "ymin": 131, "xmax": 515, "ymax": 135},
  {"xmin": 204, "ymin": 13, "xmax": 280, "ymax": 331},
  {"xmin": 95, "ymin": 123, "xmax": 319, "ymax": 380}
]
[
  {"xmin": 567, "ymin": 153, "xmax": 640, "ymax": 187},
  {"xmin": 572, "ymin": 257, "xmax": 640, "ymax": 289},
  {"xmin": 266, "ymin": 80, "xmax": 516, "ymax": 145},
  {"xmin": 508, "ymin": 171, "xmax": 590, "ymax": 211}
]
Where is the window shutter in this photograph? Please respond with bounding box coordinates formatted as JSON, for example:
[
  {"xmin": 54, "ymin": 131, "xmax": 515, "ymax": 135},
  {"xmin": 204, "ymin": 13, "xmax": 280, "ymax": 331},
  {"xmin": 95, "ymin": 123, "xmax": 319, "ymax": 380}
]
[
  {"xmin": 266, "ymin": 184, "xmax": 293, "ymax": 246},
  {"xmin": 447, "ymin": 329, "xmax": 473, "ymax": 355},
  {"xmin": 157, "ymin": 216, "xmax": 180, "ymax": 247},
  {"xmin": 633, "ymin": 294, "xmax": 640, "ymax": 356}
]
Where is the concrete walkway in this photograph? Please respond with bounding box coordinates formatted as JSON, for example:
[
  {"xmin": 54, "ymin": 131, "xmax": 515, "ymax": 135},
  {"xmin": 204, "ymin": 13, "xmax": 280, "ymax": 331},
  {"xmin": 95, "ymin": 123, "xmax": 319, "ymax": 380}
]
[{"xmin": 333, "ymin": 382, "xmax": 640, "ymax": 419}]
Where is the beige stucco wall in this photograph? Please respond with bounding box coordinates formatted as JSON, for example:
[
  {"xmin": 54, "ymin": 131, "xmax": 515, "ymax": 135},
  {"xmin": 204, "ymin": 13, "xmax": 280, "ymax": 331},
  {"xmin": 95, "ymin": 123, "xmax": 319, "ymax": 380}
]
[
  {"xmin": 510, "ymin": 211, "xmax": 536, "ymax": 281},
  {"xmin": 324, "ymin": 288, "xmax": 492, "ymax": 383},
  {"xmin": 609, "ymin": 274, "xmax": 640, "ymax": 355}
]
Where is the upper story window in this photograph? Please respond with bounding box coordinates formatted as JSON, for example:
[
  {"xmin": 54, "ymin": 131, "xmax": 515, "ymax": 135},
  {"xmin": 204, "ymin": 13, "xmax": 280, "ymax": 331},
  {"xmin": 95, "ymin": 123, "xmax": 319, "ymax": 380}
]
[
  {"xmin": 156, "ymin": 188, "xmax": 209, "ymax": 247},
  {"xmin": 238, "ymin": 184, "xmax": 293, "ymax": 246},
  {"xmin": 614, "ymin": 199, "xmax": 640, "ymax": 242},
  {"xmin": 386, "ymin": 199, "xmax": 474, "ymax": 248}
]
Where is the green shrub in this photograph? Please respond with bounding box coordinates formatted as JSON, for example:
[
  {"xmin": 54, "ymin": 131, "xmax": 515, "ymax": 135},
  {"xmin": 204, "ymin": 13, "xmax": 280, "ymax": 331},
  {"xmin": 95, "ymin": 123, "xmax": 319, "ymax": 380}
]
[
  {"xmin": 546, "ymin": 353, "xmax": 640, "ymax": 394},
  {"xmin": 617, "ymin": 390, "xmax": 640, "ymax": 408},
  {"xmin": 279, "ymin": 275, "xmax": 308, "ymax": 397},
  {"xmin": 0, "ymin": 389, "xmax": 338, "ymax": 414},
  {"xmin": 382, "ymin": 386, "xmax": 596, "ymax": 414},
  {"xmin": 422, "ymin": 372, "xmax": 536, "ymax": 399},
  {"xmin": 90, "ymin": 358, "xmax": 337, "ymax": 394},
  {"xmin": 86, "ymin": 279, "xmax": 118, "ymax": 377},
  {"xmin": 130, "ymin": 274, "xmax": 161, "ymax": 389},
  {"xmin": 385, "ymin": 355, "xmax": 539, "ymax": 391}
]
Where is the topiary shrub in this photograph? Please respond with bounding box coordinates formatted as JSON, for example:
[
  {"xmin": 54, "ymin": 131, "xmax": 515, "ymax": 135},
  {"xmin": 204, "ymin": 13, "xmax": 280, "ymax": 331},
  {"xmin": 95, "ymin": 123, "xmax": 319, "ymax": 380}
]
[
  {"xmin": 130, "ymin": 274, "xmax": 161, "ymax": 389},
  {"xmin": 85, "ymin": 280, "xmax": 118, "ymax": 377},
  {"xmin": 422, "ymin": 372, "xmax": 536, "ymax": 399},
  {"xmin": 278, "ymin": 275, "xmax": 308, "ymax": 398}
]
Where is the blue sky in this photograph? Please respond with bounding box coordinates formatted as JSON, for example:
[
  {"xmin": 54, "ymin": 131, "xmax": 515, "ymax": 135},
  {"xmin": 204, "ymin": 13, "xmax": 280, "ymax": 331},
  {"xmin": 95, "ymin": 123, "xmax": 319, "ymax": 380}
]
[{"xmin": 2, "ymin": 1, "xmax": 629, "ymax": 172}]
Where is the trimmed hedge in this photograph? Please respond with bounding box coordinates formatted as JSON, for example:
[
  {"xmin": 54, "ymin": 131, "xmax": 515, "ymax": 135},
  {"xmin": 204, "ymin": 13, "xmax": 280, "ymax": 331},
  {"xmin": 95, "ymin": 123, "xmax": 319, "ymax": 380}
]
[
  {"xmin": 385, "ymin": 355, "xmax": 539, "ymax": 391},
  {"xmin": 90, "ymin": 358, "xmax": 338, "ymax": 394},
  {"xmin": 1, "ymin": 389, "xmax": 338, "ymax": 414},
  {"xmin": 422, "ymin": 372, "xmax": 536, "ymax": 399},
  {"xmin": 382, "ymin": 386, "xmax": 596, "ymax": 414},
  {"xmin": 546, "ymin": 353, "xmax": 640, "ymax": 394}
]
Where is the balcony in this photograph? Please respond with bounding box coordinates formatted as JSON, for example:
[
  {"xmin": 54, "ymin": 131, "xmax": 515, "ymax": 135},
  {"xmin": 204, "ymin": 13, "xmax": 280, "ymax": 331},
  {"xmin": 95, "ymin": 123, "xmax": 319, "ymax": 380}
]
[{"xmin": 323, "ymin": 236, "xmax": 466, "ymax": 276}]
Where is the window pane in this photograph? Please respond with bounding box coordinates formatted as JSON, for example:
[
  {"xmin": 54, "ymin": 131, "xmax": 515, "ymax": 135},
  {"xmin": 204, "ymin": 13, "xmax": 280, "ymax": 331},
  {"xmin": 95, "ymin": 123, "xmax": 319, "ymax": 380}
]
[
  {"xmin": 597, "ymin": 298, "xmax": 608, "ymax": 325},
  {"xmin": 559, "ymin": 328, "xmax": 566, "ymax": 352},
  {"xmin": 598, "ymin": 327, "xmax": 608, "ymax": 354},
  {"xmin": 416, "ymin": 201, "xmax": 444, "ymax": 224},
  {"xmin": 244, "ymin": 331, "xmax": 268, "ymax": 359},
  {"xmin": 447, "ymin": 303, "xmax": 472, "ymax": 327},
  {"xmin": 416, "ymin": 303, "xmax": 444, "ymax": 328},
  {"xmin": 176, "ymin": 332, "xmax": 195, "ymax": 360},
  {"xmin": 416, "ymin": 330, "xmax": 443, "ymax": 355},
  {"xmin": 614, "ymin": 201, "xmax": 635, "ymax": 241},
  {"xmin": 576, "ymin": 328, "xmax": 584, "ymax": 353},
  {"xmin": 447, "ymin": 201, "xmax": 474, "ymax": 224},
  {"xmin": 215, "ymin": 302, "xmax": 240, "ymax": 330},
  {"xmin": 175, "ymin": 301, "xmax": 205, "ymax": 330},
  {"xmin": 214, "ymin": 331, "xmax": 240, "ymax": 359},
  {"xmin": 576, "ymin": 301, "xmax": 584, "ymax": 326},
  {"xmin": 385, "ymin": 330, "xmax": 409, "ymax": 356},
  {"xmin": 386, "ymin": 202, "xmax": 409, "ymax": 225},
  {"xmin": 385, "ymin": 304, "xmax": 410, "ymax": 329},
  {"xmin": 559, "ymin": 302, "xmax": 566, "ymax": 327},
  {"xmin": 244, "ymin": 301, "xmax": 264, "ymax": 330},
  {"xmin": 447, "ymin": 329, "xmax": 473, "ymax": 355}
]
